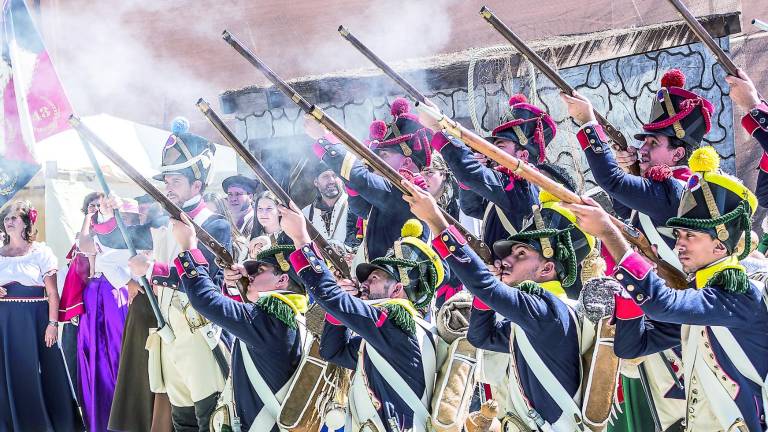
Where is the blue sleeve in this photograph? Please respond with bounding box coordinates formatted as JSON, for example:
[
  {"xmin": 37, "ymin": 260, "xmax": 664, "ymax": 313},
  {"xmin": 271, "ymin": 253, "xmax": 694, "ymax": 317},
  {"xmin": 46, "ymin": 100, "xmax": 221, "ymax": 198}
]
[
  {"xmin": 467, "ymin": 306, "xmax": 511, "ymax": 353},
  {"xmin": 578, "ymin": 125, "xmax": 682, "ymax": 219},
  {"xmin": 613, "ymin": 312, "xmax": 681, "ymax": 358},
  {"xmin": 433, "ymin": 226, "xmax": 569, "ymax": 335},
  {"xmin": 201, "ymin": 217, "xmax": 232, "ymax": 286},
  {"xmin": 176, "ymin": 250, "xmax": 279, "ymax": 347},
  {"xmin": 616, "ymin": 253, "xmax": 768, "ymax": 328},
  {"xmin": 319, "ymin": 323, "xmax": 361, "ymax": 370},
  {"xmin": 318, "ymin": 140, "xmax": 410, "ymax": 216},
  {"xmin": 290, "ymin": 245, "xmax": 408, "ymax": 354},
  {"xmin": 347, "ymin": 194, "xmax": 372, "ymax": 219}
]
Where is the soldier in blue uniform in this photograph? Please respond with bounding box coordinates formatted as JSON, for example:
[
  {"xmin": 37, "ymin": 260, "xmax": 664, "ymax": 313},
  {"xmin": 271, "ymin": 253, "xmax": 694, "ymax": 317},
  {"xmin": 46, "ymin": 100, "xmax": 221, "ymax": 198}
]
[
  {"xmin": 725, "ymin": 68, "xmax": 768, "ymax": 208},
  {"xmin": 277, "ymin": 202, "xmax": 444, "ymax": 432},
  {"xmin": 565, "ymin": 147, "xmax": 767, "ymax": 431},
  {"xmin": 561, "ymin": 69, "xmax": 714, "ymax": 271},
  {"xmin": 307, "ymin": 97, "xmax": 433, "ymax": 261},
  {"xmin": 427, "ymin": 94, "xmax": 557, "ymax": 261},
  {"xmin": 122, "ymin": 118, "xmax": 233, "ymax": 431},
  {"xmin": 169, "ymin": 215, "xmax": 306, "ymax": 432},
  {"xmin": 400, "ymin": 178, "xmax": 594, "ymax": 431}
]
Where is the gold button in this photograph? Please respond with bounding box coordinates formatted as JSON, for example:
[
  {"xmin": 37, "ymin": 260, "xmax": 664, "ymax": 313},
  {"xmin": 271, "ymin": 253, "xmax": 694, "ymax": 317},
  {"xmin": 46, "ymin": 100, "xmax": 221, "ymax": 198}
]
[
  {"xmin": 179, "ymin": 253, "xmax": 184, "ymax": 258},
  {"xmin": 590, "ymin": 139, "xmax": 596, "ymax": 144},
  {"xmin": 616, "ymin": 273, "xmax": 624, "ymax": 281},
  {"xmin": 449, "ymin": 246, "xmax": 456, "ymax": 252},
  {"xmin": 191, "ymin": 270, "xmax": 197, "ymax": 276},
  {"xmin": 153, "ymin": 279, "xmax": 158, "ymax": 284},
  {"xmin": 183, "ymin": 262, "xmax": 189, "ymax": 268},
  {"xmin": 163, "ymin": 282, "xmax": 168, "ymax": 286},
  {"xmin": 635, "ymin": 293, "xmax": 644, "ymax": 301},
  {"xmin": 442, "ymin": 235, "xmax": 449, "ymax": 241},
  {"xmin": 626, "ymin": 284, "xmax": 634, "ymax": 292},
  {"xmin": 585, "ymin": 128, "xmax": 592, "ymax": 134}
]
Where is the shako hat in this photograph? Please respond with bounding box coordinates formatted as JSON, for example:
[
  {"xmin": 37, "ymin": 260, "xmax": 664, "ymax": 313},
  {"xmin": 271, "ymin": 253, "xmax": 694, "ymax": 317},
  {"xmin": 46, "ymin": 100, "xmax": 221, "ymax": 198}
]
[
  {"xmin": 491, "ymin": 94, "xmax": 557, "ymax": 164},
  {"xmin": 367, "ymin": 98, "xmax": 435, "ymax": 169}
]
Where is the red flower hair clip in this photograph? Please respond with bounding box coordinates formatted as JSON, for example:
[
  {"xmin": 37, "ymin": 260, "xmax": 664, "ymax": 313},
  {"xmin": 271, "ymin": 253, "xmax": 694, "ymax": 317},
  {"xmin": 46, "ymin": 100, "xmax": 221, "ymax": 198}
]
[{"xmin": 28, "ymin": 209, "xmax": 38, "ymax": 225}]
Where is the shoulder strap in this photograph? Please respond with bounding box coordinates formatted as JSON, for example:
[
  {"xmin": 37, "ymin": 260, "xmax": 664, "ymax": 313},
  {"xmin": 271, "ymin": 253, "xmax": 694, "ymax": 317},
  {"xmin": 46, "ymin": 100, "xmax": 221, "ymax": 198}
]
[
  {"xmin": 637, "ymin": 212, "xmax": 683, "ymax": 271},
  {"xmin": 363, "ymin": 324, "xmax": 435, "ymax": 431},
  {"xmin": 513, "ymin": 325, "xmax": 584, "ymax": 430},
  {"xmin": 482, "ymin": 202, "xmax": 518, "ymax": 237}
]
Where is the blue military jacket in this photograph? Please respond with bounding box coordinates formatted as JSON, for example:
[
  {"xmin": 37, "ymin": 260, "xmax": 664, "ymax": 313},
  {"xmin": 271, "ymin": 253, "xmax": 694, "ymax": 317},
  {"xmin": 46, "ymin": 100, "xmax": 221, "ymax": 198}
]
[
  {"xmin": 434, "ymin": 132, "xmax": 538, "ymax": 260},
  {"xmin": 174, "ymin": 250, "xmax": 302, "ymax": 432},
  {"xmin": 612, "ymin": 251, "xmax": 768, "ymax": 431},
  {"xmin": 289, "ymin": 244, "xmax": 433, "ymax": 432},
  {"xmin": 431, "ymin": 225, "xmax": 581, "ymax": 425},
  {"xmin": 576, "ymin": 123, "xmax": 690, "ymax": 249},
  {"xmin": 314, "ymin": 136, "xmax": 429, "ymax": 260},
  {"xmin": 741, "ymin": 103, "xmax": 768, "ymax": 208}
]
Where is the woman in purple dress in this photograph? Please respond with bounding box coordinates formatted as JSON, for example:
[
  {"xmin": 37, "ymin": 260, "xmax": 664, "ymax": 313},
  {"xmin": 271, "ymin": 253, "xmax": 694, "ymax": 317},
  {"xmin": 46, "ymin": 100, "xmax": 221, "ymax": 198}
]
[
  {"xmin": 76, "ymin": 197, "xmax": 143, "ymax": 431},
  {"xmin": 0, "ymin": 200, "xmax": 83, "ymax": 431}
]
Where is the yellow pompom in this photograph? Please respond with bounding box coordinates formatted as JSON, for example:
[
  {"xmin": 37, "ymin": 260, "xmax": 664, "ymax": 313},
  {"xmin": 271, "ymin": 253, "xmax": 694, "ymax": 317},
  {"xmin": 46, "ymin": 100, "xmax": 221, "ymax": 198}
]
[
  {"xmin": 401, "ymin": 219, "xmax": 424, "ymax": 238},
  {"xmin": 539, "ymin": 189, "xmax": 559, "ymax": 204},
  {"xmin": 689, "ymin": 146, "xmax": 720, "ymax": 173}
]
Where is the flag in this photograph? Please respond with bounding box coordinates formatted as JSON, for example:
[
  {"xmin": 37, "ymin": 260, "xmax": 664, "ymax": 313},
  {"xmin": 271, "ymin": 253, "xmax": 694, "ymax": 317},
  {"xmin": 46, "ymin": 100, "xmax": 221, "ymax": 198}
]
[{"xmin": 0, "ymin": 0, "xmax": 72, "ymax": 208}]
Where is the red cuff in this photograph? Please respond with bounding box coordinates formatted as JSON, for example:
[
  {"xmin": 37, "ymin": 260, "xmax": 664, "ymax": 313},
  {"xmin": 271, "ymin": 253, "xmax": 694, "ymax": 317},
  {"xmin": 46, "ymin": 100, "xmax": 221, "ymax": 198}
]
[
  {"xmin": 325, "ymin": 313, "xmax": 342, "ymax": 326},
  {"xmin": 91, "ymin": 216, "xmax": 117, "ymax": 235},
  {"xmin": 576, "ymin": 124, "xmax": 608, "ymax": 151},
  {"xmin": 472, "ymin": 296, "xmax": 491, "ymax": 311},
  {"xmin": 431, "ymin": 132, "xmax": 450, "ymax": 152},
  {"xmin": 289, "ymin": 248, "xmax": 312, "ymax": 273},
  {"xmin": 458, "ymin": 182, "xmax": 471, "ymax": 190},
  {"xmin": 431, "ymin": 225, "xmax": 467, "ymax": 259},
  {"xmin": 760, "ymin": 153, "xmax": 768, "ymax": 173},
  {"xmin": 614, "ymin": 294, "xmax": 644, "ymax": 320},
  {"xmin": 151, "ymin": 261, "xmax": 171, "ymax": 278},
  {"xmin": 618, "ymin": 251, "xmax": 652, "ymax": 280},
  {"xmin": 345, "ymin": 185, "xmax": 359, "ymax": 197},
  {"xmin": 741, "ymin": 102, "xmax": 768, "ymax": 135}
]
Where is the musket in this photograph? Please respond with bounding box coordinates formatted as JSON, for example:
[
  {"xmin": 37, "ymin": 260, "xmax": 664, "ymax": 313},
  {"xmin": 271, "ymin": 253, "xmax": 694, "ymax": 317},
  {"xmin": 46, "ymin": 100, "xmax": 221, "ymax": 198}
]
[
  {"xmin": 336, "ymin": 25, "xmax": 687, "ymax": 288},
  {"xmin": 666, "ymin": 0, "xmax": 739, "ymax": 76},
  {"xmin": 222, "ymin": 30, "xmax": 493, "ymax": 264},
  {"xmin": 68, "ymin": 115, "xmax": 251, "ymax": 301},
  {"xmin": 75, "ymin": 124, "xmax": 175, "ymax": 343},
  {"xmin": 638, "ymin": 363, "xmax": 664, "ymax": 432},
  {"xmin": 478, "ymin": 7, "xmax": 640, "ymax": 177},
  {"xmin": 196, "ymin": 99, "xmax": 351, "ymax": 279}
]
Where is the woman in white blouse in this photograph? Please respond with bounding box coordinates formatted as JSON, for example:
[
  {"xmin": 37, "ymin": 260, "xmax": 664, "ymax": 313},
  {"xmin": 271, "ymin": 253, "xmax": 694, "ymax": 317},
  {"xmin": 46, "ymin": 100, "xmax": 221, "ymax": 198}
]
[{"xmin": 0, "ymin": 200, "xmax": 83, "ymax": 431}]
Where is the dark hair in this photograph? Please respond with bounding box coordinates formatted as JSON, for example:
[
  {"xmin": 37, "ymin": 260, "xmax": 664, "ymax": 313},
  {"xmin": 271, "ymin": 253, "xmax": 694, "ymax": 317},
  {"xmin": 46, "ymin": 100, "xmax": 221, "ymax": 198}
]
[
  {"xmin": 536, "ymin": 163, "xmax": 579, "ymax": 194},
  {"xmin": 1, "ymin": 200, "xmax": 38, "ymax": 245},
  {"xmin": 81, "ymin": 192, "xmax": 104, "ymax": 214},
  {"xmin": 668, "ymin": 136, "xmax": 693, "ymax": 165}
]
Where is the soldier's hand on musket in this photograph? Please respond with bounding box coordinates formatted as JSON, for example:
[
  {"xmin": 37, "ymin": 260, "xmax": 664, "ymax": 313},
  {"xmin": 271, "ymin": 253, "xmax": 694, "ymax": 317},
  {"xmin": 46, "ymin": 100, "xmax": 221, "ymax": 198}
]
[
  {"xmin": 337, "ymin": 278, "xmax": 360, "ymax": 297},
  {"xmin": 615, "ymin": 146, "xmax": 639, "ymax": 171},
  {"xmin": 560, "ymin": 91, "xmax": 597, "ymax": 125},
  {"xmin": 128, "ymin": 253, "xmax": 152, "ymax": 278},
  {"xmin": 303, "ymin": 115, "xmax": 329, "ymax": 140},
  {"xmin": 401, "ymin": 178, "xmax": 449, "ymax": 234},
  {"xmin": 277, "ymin": 202, "xmax": 312, "ymax": 247},
  {"xmin": 562, "ymin": 196, "xmax": 616, "ymax": 238},
  {"xmin": 725, "ymin": 68, "xmax": 761, "ymax": 111},
  {"xmin": 171, "ymin": 213, "xmax": 198, "ymax": 251},
  {"xmin": 224, "ymin": 264, "xmax": 248, "ymax": 288}
]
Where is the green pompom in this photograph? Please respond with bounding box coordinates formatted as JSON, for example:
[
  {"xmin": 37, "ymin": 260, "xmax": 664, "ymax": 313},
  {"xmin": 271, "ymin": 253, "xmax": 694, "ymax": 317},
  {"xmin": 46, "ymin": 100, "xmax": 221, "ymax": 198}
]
[
  {"xmin": 255, "ymin": 295, "xmax": 298, "ymax": 329},
  {"xmin": 378, "ymin": 303, "xmax": 416, "ymax": 335},
  {"xmin": 706, "ymin": 268, "xmax": 749, "ymax": 294},
  {"xmin": 516, "ymin": 281, "xmax": 543, "ymax": 296}
]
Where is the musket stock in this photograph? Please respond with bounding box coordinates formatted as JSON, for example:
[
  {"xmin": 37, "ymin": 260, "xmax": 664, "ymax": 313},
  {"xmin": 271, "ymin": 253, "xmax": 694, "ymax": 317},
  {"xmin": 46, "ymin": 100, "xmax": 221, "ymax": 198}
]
[
  {"xmin": 196, "ymin": 99, "xmax": 351, "ymax": 279},
  {"xmin": 68, "ymin": 115, "xmax": 251, "ymax": 301},
  {"xmin": 478, "ymin": 6, "xmax": 640, "ymax": 176},
  {"xmin": 222, "ymin": 30, "xmax": 493, "ymax": 263}
]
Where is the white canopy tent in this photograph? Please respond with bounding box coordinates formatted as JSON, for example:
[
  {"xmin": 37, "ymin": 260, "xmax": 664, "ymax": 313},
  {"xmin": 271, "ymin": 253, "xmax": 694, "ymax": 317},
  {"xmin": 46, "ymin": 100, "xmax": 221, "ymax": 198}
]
[{"xmin": 36, "ymin": 113, "xmax": 238, "ymax": 262}]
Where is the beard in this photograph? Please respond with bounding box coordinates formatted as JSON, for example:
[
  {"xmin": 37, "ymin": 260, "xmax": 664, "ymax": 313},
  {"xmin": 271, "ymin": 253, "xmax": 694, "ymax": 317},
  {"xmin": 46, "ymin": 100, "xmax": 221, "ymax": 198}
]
[{"xmin": 320, "ymin": 184, "xmax": 340, "ymax": 199}]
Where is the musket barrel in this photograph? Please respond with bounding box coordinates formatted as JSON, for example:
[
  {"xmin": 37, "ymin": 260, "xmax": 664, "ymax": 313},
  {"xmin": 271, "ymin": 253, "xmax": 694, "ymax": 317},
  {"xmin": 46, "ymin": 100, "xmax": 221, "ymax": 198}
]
[
  {"xmin": 74, "ymin": 116, "xmax": 170, "ymax": 336},
  {"xmin": 479, "ymin": 5, "xmax": 635, "ymax": 174},
  {"xmin": 223, "ymin": 31, "xmax": 492, "ymax": 263},
  {"xmin": 666, "ymin": 0, "xmax": 739, "ymax": 76},
  {"xmin": 196, "ymin": 99, "xmax": 351, "ymax": 278},
  {"xmin": 338, "ymin": 25, "xmax": 430, "ymax": 107},
  {"xmin": 69, "ymin": 115, "xmax": 251, "ymax": 300}
]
